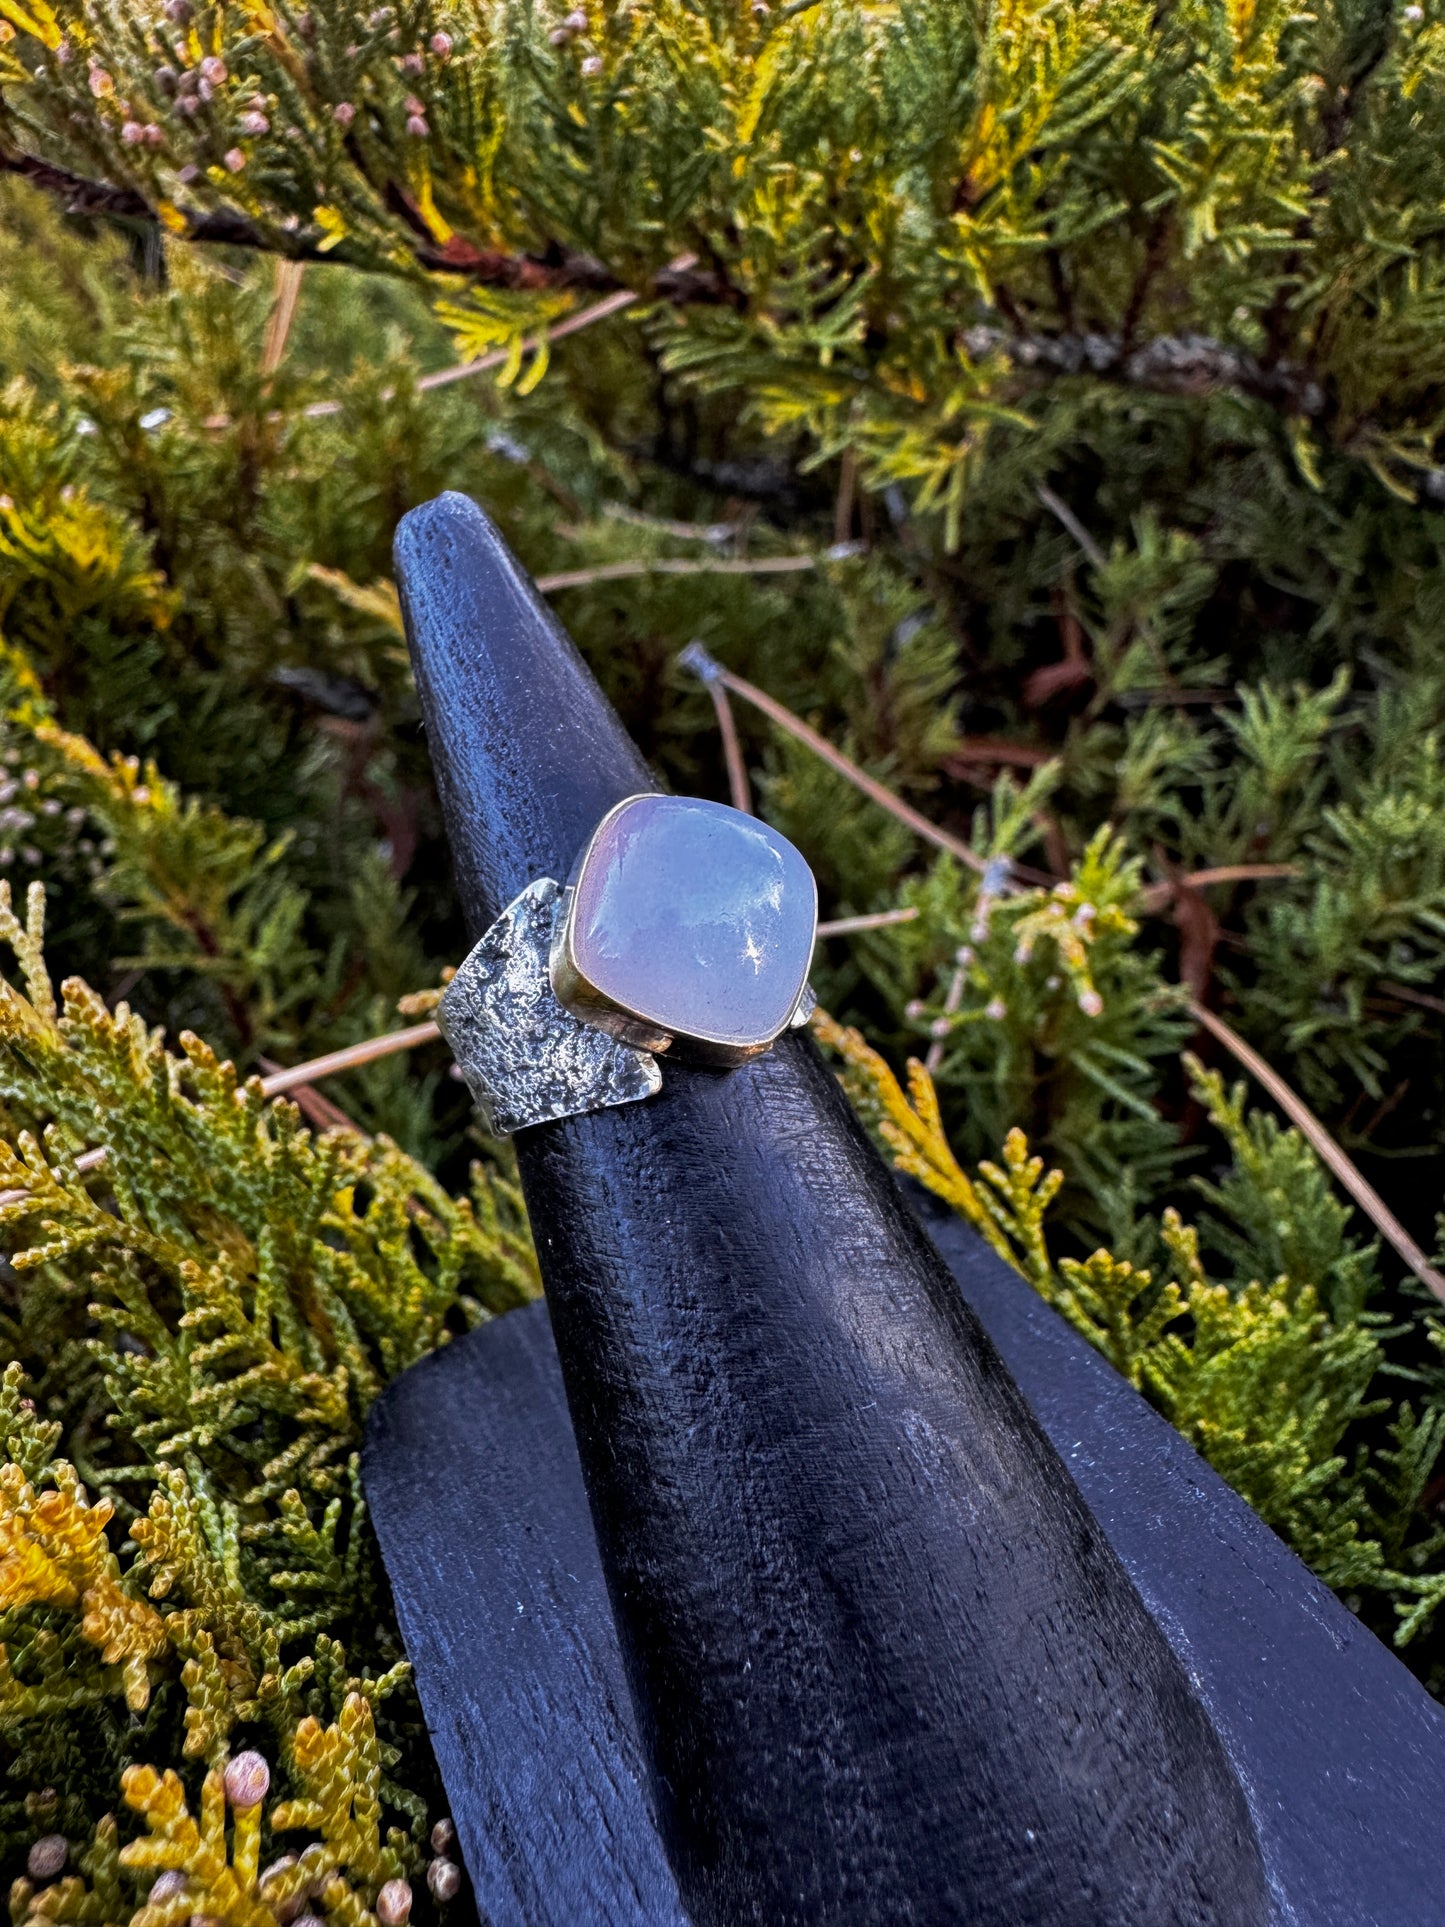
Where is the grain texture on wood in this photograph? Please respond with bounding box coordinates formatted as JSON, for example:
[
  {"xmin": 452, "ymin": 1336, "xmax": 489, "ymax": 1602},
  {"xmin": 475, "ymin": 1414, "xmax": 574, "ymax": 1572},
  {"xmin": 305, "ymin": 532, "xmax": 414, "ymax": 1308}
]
[
  {"xmin": 389, "ymin": 491, "xmax": 1269, "ymax": 1927},
  {"xmin": 367, "ymin": 1202, "xmax": 1445, "ymax": 1927}
]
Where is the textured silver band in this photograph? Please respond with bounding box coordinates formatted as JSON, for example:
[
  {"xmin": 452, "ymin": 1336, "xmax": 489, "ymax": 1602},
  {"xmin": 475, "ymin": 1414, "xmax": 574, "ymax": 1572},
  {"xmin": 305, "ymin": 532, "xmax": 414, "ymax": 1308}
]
[{"xmin": 436, "ymin": 879, "xmax": 663, "ymax": 1137}]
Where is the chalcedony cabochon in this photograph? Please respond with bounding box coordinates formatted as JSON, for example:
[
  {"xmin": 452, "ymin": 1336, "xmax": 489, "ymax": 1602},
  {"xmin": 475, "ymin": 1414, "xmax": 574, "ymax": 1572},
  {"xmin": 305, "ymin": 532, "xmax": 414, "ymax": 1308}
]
[{"xmin": 569, "ymin": 794, "xmax": 817, "ymax": 1049}]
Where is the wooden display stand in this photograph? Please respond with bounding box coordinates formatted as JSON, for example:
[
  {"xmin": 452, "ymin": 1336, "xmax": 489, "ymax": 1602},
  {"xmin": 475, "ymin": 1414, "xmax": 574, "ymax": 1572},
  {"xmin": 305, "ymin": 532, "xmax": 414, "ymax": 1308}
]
[{"xmin": 363, "ymin": 493, "xmax": 1445, "ymax": 1927}]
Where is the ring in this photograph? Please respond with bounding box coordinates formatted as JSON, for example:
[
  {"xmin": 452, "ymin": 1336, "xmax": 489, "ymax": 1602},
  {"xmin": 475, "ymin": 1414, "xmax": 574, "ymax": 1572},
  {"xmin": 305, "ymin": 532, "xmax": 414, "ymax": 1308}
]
[{"xmin": 437, "ymin": 794, "xmax": 818, "ymax": 1136}]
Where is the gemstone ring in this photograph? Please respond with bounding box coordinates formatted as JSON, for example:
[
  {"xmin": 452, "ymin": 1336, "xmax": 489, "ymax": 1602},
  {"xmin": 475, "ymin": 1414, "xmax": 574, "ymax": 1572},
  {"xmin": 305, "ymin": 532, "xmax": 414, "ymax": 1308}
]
[{"xmin": 436, "ymin": 794, "xmax": 818, "ymax": 1136}]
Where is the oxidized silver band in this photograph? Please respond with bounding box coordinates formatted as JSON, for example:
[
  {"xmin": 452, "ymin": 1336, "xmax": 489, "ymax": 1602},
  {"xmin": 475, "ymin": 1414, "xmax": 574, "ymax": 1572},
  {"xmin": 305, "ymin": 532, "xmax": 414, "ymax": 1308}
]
[
  {"xmin": 436, "ymin": 877, "xmax": 662, "ymax": 1137},
  {"xmin": 438, "ymin": 794, "xmax": 817, "ymax": 1136}
]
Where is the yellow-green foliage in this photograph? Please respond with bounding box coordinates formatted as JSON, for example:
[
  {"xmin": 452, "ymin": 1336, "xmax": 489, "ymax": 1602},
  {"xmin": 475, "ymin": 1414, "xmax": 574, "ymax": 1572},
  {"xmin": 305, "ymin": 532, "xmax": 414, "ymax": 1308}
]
[
  {"xmin": 0, "ymin": 874, "xmax": 536, "ymax": 1881},
  {"xmin": 8, "ymin": 0, "xmax": 1445, "ymax": 514}
]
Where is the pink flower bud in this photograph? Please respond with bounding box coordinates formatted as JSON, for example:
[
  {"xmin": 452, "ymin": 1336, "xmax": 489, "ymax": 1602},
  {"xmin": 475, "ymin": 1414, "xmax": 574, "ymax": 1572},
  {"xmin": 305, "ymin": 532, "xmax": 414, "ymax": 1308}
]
[
  {"xmin": 405, "ymin": 113, "xmax": 429, "ymax": 137},
  {"xmin": 146, "ymin": 123, "xmax": 165, "ymax": 144},
  {"xmin": 196, "ymin": 75, "xmax": 213, "ymax": 101},
  {"xmin": 404, "ymin": 93, "xmax": 424, "ymax": 113},
  {"xmin": 431, "ymin": 1818, "xmax": 456, "ymax": 1853},
  {"xmin": 1078, "ymin": 988, "xmax": 1104, "ymax": 1018},
  {"xmin": 580, "ymin": 53, "xmax": 602, "ymax": 74},
  {"xmin": 176, "ymin": 95, "xmax": 199, "ymax": 115},
  {"xmin": 376, "ymin": 1881, "xmax": 412, "ymax": 1927},
  {"xmin": 564, "ymin": 8, "xmax": 588, "ymax": 27},
  {"xmin": 88, "ymin": 67, "xmax": 113, "ymax": 96},
  {"xmin": 429, "ymin": 31, "xmax": 452, "ymax": 56},
  {"xmin": 333, "ymin": 100, "xmax": 355, "ymax": 125},
  {"xmin": 27, "ymin": 1838, "xmax": 67, "ymax": 1882},
  {"xmin": 148, "ymin": 1873, "xmax": 188, "ymax": 1904},
  {"xmin": 548, "ymin": 25, "xmax": 570, "ymax": 42},
  {"xmin": 427, "ymin": 1861, "xmax": 461, "ymax": 1904},
  {"xmin": 122, "ymin": 120, "xmax": 146, "ymax": 144},
  {"xmin": 985, "ymin": 997, "xmax": 1007, "ymax": 1022},
  {"xmin": 177, "ymin": 162, "xmax": 199, "ymax": 181},
  {"xmin": 164, "ymin": 0, "xmax": 192, "ymax": 20},
  {"xmin": 200, "ymin": 55, "xmax": 227, "ymax": 83},
  {"xmin": 223, "ymin": 1750, "xmax": 269, "ymax": 1807},
  {"xmin": 401, "ymin": 50, "xmax": 423, "ymax": 73},
  {"xmin": 154, "ymin": 64, "xmax": 178, "ymax": 92},
  {"xmin": 54, "ymin": 38, "xmax": 72, "ymax": 62},
  {"xmin": 239, "ymin": 110, "xmax": 268, "ymax": 133}
]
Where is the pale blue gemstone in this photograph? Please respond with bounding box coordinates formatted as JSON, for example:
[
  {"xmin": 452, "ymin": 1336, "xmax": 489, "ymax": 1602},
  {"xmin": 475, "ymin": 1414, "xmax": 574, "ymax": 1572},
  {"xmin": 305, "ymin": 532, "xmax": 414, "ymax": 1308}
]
[{"xmin": 571, "ymin": 795, "xmax": 817, "ymax": 1048}]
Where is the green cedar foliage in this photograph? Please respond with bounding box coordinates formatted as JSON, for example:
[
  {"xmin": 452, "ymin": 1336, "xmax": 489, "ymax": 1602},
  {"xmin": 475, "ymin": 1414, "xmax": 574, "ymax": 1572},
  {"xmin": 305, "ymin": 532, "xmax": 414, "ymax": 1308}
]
[{"xmin": 2, "ymin": 0, "xmax": 1445, "ymax": 1905}]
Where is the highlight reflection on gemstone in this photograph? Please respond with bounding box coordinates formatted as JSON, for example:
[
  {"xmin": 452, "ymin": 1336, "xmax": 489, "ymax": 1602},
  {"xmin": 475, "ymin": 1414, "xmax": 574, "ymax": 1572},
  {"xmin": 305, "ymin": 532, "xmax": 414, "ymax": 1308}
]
[{"xmin": 568, "ymin": 795, "xmax": 817, "ymax": 1049}]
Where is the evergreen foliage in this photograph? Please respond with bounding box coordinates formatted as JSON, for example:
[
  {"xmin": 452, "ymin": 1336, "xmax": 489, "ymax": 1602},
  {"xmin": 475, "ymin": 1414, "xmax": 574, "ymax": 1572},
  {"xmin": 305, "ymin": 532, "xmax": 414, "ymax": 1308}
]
[{"xmin": 3, "ymin": 0, "xmax": 1445, "ymax": 1907}]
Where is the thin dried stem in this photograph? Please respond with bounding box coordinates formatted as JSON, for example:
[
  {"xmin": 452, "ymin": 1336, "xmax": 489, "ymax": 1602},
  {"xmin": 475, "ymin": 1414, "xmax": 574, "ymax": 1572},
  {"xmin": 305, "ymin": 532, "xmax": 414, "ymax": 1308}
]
[
  {"xmin": 1189, "ymin": 1000, "xmax": 1445, "ymax": 1303},
  {"xmin": 255, "ymin": 1021, "xmax": 441, "ymax": 1096},
  {"xmin": 260, "ymin": 259, "xmax": 306, "ymax": 378},
  {"xmin": 834, "ymin": 448, "xmax": 858, "ymax": 548},
  {"xmin": 815, "ymin": 908, "xmax": 921, "ymax": 937},
  {"xmin": 926, "ymin": 962, "xmax": 968, "ymax": 1073},
  {"xmin": 416, "ymin": 287, "xmax": 643, "ymax": 396},
  {"xmin": 603, "ymin": 504, "xmax": 740, "ymax": 544},
  {"xmin": 1378, "ymin": 980, "xmax": 1445, "ymax": 1019},
  {"xmin": 1138, "ymin": 863, "xmax": 1301, "ymax": 913},
  {"xmin": 685, "ymin": 650, "xmax": 992, "ymax": 878},
  {"xmin": 707, "ymin": 680, "xmax": 753, "ymax": 815},
  {"xmin": 537, "ymin": 554, "xmax": 819, "ymax": 592},
  {"xmin": 205, "ymin": 268, "xmax": 688, "ymax": 429},
  {"xmin": 1037, "ymin": 484, "xmax": 1106, "ymax": 569}
]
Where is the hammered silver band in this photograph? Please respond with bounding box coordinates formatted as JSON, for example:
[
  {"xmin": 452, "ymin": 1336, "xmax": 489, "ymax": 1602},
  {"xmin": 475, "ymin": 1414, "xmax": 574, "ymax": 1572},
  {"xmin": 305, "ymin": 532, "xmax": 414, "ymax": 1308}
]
[
  {"xmin": 438, "ymin": 793, "xmax": 818, "ymax": 1136},
  {"xmin": 436, "ymin": 878, "xmax": 662, "ymax": 1138}
]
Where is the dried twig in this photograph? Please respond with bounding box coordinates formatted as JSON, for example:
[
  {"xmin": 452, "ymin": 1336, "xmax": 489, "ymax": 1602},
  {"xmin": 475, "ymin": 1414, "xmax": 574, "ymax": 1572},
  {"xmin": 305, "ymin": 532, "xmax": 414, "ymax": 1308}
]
[
  {"xmin": 1137, "ymin": 863, "xmax": 1300, "ymax": 914},
  {"xmin": 680, "ymin": 643, "xmax": 994, "ymax": 879},
  {"xmin": 260, "ymin": 258, "xmax": 306, "ymax": 378},
  {"xmin": 1188, "ymin": 1001, "xmax": 1445, "ymax": 1304},
  {"xmin": 1036, "ymin": 484, "xmax": 1106, "ymax": 569},
  {"xmin": 816, "ymin": 908, "xmax": 920, "ymax": 937},
  {"xmin": 537, "ymin": 554, "xmax": 821, "ymax": 592},
  {"xmin": 202, "ymin": 273, "xmax": 682, "ymax": 430},
  {"xmin": 834, "ymin": 448, "xmax": 858, "ymax": 549},
  {"xmin": 1378, "ymin": 980, "xmax": 1445, "ymax": 1020},
  {"xmin": 602, "ymin": 504, "xmax": 740, "ymax": 544},
  {"xmin": 706, "ymin": 676, "xmax": 753, "ymax": 815}
]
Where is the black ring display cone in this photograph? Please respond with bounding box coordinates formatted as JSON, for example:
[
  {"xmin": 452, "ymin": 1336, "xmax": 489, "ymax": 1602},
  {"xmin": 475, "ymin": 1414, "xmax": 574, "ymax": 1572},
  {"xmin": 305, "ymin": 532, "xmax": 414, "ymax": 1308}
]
[{"xmin": 382, "ymin": 492, "xmax": 1268, "ymax": 1927}]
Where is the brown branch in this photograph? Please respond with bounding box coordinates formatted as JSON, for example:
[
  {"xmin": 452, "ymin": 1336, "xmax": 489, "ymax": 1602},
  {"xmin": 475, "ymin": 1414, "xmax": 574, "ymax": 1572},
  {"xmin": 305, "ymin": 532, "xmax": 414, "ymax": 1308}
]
[
  {"xmin": 707, "ymin": 677, "xmax": 753, "ymax": 816},
  {"xmin": 686, "ymin": 660, "xmax": 1437, "ymax": 1298},
  {"xmin": 1, "ymin": 147, "xmax": 727, "ymax": 301},
  {"xmin": 1378, "ymin": 979, "xmax": 1445, "ymax": 1019}
]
